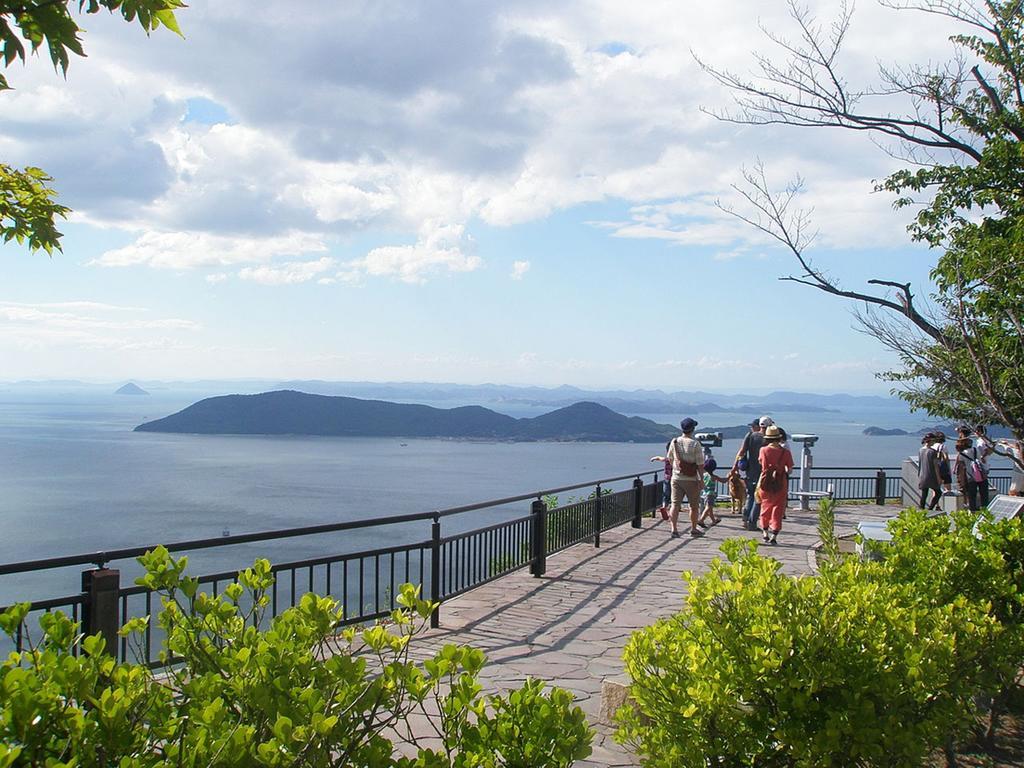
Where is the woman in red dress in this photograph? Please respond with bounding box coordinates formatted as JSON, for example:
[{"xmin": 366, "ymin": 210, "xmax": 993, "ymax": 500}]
[{"xmin": 757, "ymin": 425, "xmax": 793, "ymax": 545}]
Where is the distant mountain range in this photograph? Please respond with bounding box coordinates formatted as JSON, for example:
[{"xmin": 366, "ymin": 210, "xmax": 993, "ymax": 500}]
[
  {"xmin": 275, "ymin": 381, "xmax": 891, "ymax": 411},
  {"xmin": 4, "ymin": 378, "xmax": 901, "ymax": 413},
  {"xmin": 134, "ymin": 391, "xmax": 684, "ymax": 442},
  {"xmin": 864, "ymin": 424, "xmax": 1013, "ymax": 438}
]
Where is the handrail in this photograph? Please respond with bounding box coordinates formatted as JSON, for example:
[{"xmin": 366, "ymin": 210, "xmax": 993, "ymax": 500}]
[
  {"xmin": 810, "ymin": 466, "xmax": 901, "ymax": 471},
  {"xmin": 0, "ymin": 469, "xmax": 658, "ymax": 577}
]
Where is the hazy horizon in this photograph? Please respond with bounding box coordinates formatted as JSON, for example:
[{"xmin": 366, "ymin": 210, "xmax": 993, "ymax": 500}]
[{"xmin": 0, "ymin": 377, "xmax": 902, "ymax": 399}]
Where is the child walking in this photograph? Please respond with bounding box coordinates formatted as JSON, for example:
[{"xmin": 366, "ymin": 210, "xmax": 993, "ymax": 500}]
[{"xmin": 698, "ymin": 457, "xmax": 728, "ymax": 527}]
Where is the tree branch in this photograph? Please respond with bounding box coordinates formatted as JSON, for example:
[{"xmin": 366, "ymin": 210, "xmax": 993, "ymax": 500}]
[{"xmin": 719, "ymin": 164, "xmax": 946, "ymax": 342}]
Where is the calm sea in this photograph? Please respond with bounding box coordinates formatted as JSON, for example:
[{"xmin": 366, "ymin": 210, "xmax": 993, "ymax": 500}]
[{"xmin": 0, "ymin": 387, "xmax": 1007, "ymax": 603}]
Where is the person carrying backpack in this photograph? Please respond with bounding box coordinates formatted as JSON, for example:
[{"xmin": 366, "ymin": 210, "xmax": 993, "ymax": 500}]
[
  {"xmin": 954, "ymin": 426, "xmax": 986, "ymax": 511},
  {"xmin": 667, "ymin": 417, "xmax": 705, "ymax": 538},
  {"xmin": 734, "ymin": 416, "xmax": 770, "ymax": 531},
  {"xmin": 757, "ymin": 425, "xmax": 793, "ymax": 545}
]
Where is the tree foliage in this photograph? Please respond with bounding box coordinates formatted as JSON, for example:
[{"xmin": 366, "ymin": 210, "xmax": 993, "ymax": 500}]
[
  {"xmin": 702, "ymin": 0, "xmax": 1024, "ymax": 445},
  {"xmin": 617, "ymin": 516, "xmax": 1024, "ymax": 766},
  {"xmin": 0, "ymin": 0, "xmax": 184, "ymax": 254},
  {"xmin": 0, "ymin": 547, "xmax": 593, "ymax": 767},
  {"xmin": 0, "ymin": 163, "xmax": 69, "ymax": 253}
]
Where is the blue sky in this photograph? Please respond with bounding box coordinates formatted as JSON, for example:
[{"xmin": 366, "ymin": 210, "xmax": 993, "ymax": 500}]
[{"xmin": 0, "ymin": 1, "xmax": 962, "ymax": 392}]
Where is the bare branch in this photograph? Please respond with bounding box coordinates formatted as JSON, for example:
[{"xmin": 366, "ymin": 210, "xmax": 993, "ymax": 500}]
[
  {"xmin": 719, "ymin": 165, "xmax": 946, "ymax": 342},
  {"xmin": 694, "ymin": 1, "xmax": 986, "ymax": 162}
]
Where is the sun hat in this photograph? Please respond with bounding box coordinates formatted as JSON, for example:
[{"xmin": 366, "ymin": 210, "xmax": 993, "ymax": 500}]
[
  {"xmin": 680, "ymin": 417, "xmax": 698, "ymax": 433},
  {"xmin": 758, "ymin": 416, "xmax": 774, "ymax": 427},
  {"xmin": 763, "ymin": 425, "xmax": 783, "ymax": 441}
]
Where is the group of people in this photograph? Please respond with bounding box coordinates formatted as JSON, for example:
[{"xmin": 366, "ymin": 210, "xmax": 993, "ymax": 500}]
[
  {"xmin": 733, "ymin": 416, "xmax": 792, "ymax": 544},
  {"xmin": 651, "ymin": 416, "xmax": 793, "ymax": 544},
  {"xmin": 654, "ymin": 417, "xmax": 1024, "ymax": 543},
  {"xmin": 917, "ymin": 425, "xmax": 1024, "ymax": 510}
]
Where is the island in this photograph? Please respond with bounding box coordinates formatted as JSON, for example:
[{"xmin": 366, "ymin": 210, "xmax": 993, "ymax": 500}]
[
  {"xmin": 864, "ymin": 424, "xmax": 1013, "ymax": 438},
  {"xmin": 134, "ymin": 391, "xmax": 682, "ymax": 442},
  {"xmin": 115, "ymin": 382, "xmax": 149, "ymax": 396}
]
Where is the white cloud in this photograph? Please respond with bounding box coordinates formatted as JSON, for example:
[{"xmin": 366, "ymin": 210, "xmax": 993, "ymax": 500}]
[
  {"xmin": 655, "ymin": 357, "xmax": 760, "ymax": 371},
  {"xmin": 0, "ymin": 301, "xmax": 200, "ymax": 353},
  {"xmin": 91, "ymin": 231, "xmax": 328, "ymax": 270},
  {"xmin": 238, "ymin": 257, "xmax": 336, "ymax": 286},
  {"xmin": 510, "ymin": 260, "xmax": 530, "ymax": 280},
  {"xmin": 340, "ymin": 221, "xmax": 481, "ymax": 284},
  {"xmin": 0, "ymin": 300, "xmax": 146, "ymax": 312},
  {"xmin": 0, "ymin": 303, "xmax": 198, "ymax": 332},
  {"xmin": 4, "ymin": 1, "xmax": 958, "ymax": 255},
  {"xmin": 206, "ymin": 273, "xmax": 229, "ymax": 284}
]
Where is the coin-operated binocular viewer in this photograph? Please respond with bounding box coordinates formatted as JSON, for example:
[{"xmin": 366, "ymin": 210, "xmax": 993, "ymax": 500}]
[
  {"xmin": 695, "ymin": 431, "xmax": 723, "ymax": 464},
  {"xmin": 790, "ymin": 434, "xmax": 819, "ymax": 511}
]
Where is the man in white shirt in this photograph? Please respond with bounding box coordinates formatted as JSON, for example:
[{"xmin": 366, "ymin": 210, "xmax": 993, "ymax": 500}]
[
  {"xmin": 668, "ymin": 418, "xmax": 706, "ymax": 538},
  {"xmin": 996, "ymin": 437, "xmax": 1024, "ymax": 496}
]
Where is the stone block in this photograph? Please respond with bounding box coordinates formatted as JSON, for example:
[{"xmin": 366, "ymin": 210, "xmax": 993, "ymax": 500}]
[{"xmin": 599, "ymin": 675, "xmax": 632, "ymax": 725}]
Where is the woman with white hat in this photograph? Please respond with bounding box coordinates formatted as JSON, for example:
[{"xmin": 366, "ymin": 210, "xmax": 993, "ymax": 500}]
[{"xmin": 757, "ymin": 425, "xmax": 793, "ymax": 545}]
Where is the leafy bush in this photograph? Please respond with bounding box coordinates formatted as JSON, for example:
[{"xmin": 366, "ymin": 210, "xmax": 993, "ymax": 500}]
[
  {"xmin": 881, "ymin": 509, "xmax": 1024, "ymax": 741},
  {"xmin": 0, "ymin": 546, "xmax": 592, "ymax": 767},
  {"xmin": 816, "ymin": 495, "xmax": 838, "ymax": 563},
  {"xmin": 617, "ymin": 537, "xmax": 1002, "ymax": 767}
]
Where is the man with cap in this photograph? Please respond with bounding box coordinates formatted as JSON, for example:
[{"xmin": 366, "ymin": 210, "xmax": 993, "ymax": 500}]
[
  {"xmin": 735, "ymin": 416, "xmax": 772, "ymax": 530},
  {"xmin": 667, "ymin": 417, "xmax": 705, "ymax": 538}
]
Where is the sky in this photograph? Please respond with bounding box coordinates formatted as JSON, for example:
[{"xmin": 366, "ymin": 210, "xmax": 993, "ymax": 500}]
[{"xmin": 0, "ymin": 1, "xmax": 969, "ymax": 393}]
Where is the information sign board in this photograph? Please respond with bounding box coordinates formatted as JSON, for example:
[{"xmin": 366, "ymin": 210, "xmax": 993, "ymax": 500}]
[
  {"xmin": 985, "ymin": 494, "xmax": 1024, "ymax": 524},
  {"xmin": 972, "ymin": 494, "xmax": 1024, "ymax": 537}
]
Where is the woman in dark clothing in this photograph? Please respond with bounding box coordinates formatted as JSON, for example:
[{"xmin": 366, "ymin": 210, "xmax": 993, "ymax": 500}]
[
  {"xmin": 954, "ymin": 426, "xmax": 981, "ymax": 512},
  {"xmin": 918, "ymin": 433, "xmax": 943, "ymax": 510}
]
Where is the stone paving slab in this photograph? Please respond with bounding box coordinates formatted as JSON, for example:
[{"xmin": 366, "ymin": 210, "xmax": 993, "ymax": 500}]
[{"xmin": 411, "ymin": 503, "xmax": 902, "ymax": 767}]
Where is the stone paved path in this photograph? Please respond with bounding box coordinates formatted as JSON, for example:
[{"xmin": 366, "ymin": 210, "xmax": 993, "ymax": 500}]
[{"xmin": 411, "ymin": 502, "xmax": 902, "ymax": 767}]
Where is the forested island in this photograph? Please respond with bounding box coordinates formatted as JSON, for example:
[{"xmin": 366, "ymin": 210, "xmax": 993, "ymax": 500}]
[
  {"xmin": 134, "ymin": 391, "xmax": 687, "ymax": 442},
  {"xmin": 863, "ymin": 424, "xmax": 1013, "ymax": 438}
]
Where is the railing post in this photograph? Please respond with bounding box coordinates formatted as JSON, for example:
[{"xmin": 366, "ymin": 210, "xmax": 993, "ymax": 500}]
[
  {"xmin": 632, "ymin": 477, "xmax": 643, "ymax": 528},
  {"xmin": 430, "ymin": 515, "xmax": 441, "ymax": 629},
  {"xmin": 593, "ymin": 484, "xmax": 602, "ymax": 547},
  {"xmin": 81, "ymin": 567, "xmax": 120, "ymax": 655},
  {"xmin": 875, "ymin": 469, "xmax": 886, "ymax": 506},
  {"xmin": 530, "ymin": 499, "xmax": 547, "ymax": 578}
]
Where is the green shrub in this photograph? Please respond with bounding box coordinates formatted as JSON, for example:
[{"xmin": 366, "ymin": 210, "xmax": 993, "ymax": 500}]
[
  {"xmin": 881, "ymin": 509, "xmax": 1024, "ymax": 741},
  {"xmin": 0, "ymin": 546, "xmax": 592, "ymax": 767},
  {"xmin": 816, "ymin": 495, "xmax": 838, "ymax": 563},
  {"xmin": 617, "ymin": 538, "xmax": 1000, "ymax": 767}
]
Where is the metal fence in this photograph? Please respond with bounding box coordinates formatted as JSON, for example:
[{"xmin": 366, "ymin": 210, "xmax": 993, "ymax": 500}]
[
  {"xmin": 0, "ymin": 474, "xmax": 655, "ymax": 666},
  {"xmin": 1, "ymin": 464, "xmax": 1013, "ymax": 667}
]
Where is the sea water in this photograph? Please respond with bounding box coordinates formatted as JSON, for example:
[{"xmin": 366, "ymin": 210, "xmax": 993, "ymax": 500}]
[{"xmin": 0, "ymin": 388, "xmax": 1011, "ymax": 604}]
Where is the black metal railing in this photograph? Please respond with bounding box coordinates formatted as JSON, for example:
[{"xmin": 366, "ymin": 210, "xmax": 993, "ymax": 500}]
[
  {"xmin": 0, "ymin": 471, "xmax": 657, "ymax": 666},
  {"xmin": 3, "ymin": 463, "xmax": 1012, "ymax": 666}
]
